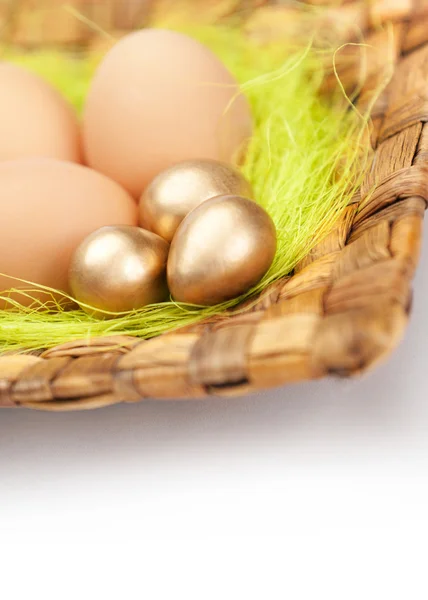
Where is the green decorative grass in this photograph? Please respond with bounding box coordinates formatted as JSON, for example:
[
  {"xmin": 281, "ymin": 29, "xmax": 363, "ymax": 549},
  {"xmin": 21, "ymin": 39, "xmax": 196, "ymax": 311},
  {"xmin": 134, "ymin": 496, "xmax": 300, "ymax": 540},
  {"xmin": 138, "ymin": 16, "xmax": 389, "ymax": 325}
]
[{"xmin": 0, "ymin": 24, "xmax": 374, "ymax": 352}]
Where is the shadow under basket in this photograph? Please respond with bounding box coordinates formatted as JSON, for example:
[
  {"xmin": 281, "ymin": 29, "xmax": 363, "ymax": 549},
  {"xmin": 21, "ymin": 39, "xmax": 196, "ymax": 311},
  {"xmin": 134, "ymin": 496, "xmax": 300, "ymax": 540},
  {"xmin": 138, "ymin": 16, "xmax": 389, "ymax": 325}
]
[{"xmin": 1, "ymin": 0, "xmax": 428, "ymax": 411}]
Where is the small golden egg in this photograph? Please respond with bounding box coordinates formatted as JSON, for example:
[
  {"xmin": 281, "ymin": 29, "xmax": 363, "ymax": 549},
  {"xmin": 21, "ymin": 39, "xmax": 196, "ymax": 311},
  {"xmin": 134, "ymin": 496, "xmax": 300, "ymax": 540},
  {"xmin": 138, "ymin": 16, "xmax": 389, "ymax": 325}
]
[
  {"xmin": 69, "ymin": 225, "xmax": 169, "ymax": 317},
  {"xmin": 167, "ymin": 195, "xmax": 277, "ymax": 306},
  {"xmin": 139, "ymin": 159, "xmax": 253, "ymax": 242}
]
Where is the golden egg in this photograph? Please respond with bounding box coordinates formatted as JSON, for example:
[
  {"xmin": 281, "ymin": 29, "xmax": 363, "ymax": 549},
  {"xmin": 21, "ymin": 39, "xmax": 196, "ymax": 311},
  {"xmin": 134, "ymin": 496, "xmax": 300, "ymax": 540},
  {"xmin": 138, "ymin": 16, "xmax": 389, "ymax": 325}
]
[
  {"xmin": 167, "ymin": 195, "xmax": 277, "ymax": 305},
  {"xmin": 69, "ymin": 225, "xmax": 169, "ymax": 317},
  {"xmin": 139, "ymin": 159, "xmax": 253, "ymax": 242}
]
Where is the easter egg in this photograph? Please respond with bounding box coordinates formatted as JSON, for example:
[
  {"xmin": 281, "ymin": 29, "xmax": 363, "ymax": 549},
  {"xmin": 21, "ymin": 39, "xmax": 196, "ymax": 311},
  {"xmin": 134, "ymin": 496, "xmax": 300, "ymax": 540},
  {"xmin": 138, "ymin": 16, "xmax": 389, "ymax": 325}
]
[
  {"xmin": 167, "ymin": 195, "xmax": 277, "ymax": 305},
  {"xmin": 0, "ymin": 158, "xmax": 137, "ymax": 306},
  {"xmin": 0, "ymin": 63, "xmax": 81, "ymax": 163},
  {"xmin": 139, "ymin": 159, "xmax": 253, "ymax": 242},
  {"xmin": 83, "ymin": 29, "xmax": 253, "ymax": 198},
  {"xmin": 69, "ymin": 225, "xmax": 169, "ymax": 317}
]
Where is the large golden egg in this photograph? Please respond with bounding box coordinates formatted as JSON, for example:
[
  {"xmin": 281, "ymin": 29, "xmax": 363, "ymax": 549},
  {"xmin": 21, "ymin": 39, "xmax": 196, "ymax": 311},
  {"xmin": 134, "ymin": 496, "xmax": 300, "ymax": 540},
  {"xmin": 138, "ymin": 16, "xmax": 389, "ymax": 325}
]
[
  {"xmin": 69, "ymin": 225, "xmax": 169, "ymax": 317},
  {"xmin": 139, "ymin": 159, "xmax": 253, "ymax": 242},
  {"xmin": 167, "ymin": 195, "xmax": 277, "ymax": 305}
]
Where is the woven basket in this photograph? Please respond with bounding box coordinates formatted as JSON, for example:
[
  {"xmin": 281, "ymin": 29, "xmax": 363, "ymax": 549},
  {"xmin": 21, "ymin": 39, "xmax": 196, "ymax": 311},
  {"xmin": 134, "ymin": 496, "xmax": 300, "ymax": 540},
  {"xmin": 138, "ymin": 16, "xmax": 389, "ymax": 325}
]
[{"xmin": 1, "ymin": 0, "xmax": 427, "ymax": 411}]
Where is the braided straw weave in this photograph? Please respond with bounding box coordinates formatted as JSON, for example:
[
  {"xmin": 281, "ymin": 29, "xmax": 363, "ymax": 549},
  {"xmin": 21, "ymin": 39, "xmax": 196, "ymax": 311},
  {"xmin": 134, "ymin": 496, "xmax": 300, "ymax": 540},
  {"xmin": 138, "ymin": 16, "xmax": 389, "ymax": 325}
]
[{"xmin": 1, "ymin": 0, "xmax": 427, "ymax": 410}]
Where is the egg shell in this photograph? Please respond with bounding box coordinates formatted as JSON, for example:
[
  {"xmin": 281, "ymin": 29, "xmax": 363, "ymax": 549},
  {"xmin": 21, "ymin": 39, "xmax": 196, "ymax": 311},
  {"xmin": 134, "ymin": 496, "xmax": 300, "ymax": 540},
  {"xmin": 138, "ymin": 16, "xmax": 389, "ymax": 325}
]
[
  {"xmin": 69, "ymin": 225, "xmax": 170, "ymax": 317},
  {"xmin": 0, "ymin": 158, "xmax": 137, "ymax": 306},
  {"xmin": 83, "ymin": 29, "xmax": 253, "ymax": 198},
  {"xmin": 0, "ymin": 62, "xmax": 82, "ymax": 163},
  {"xmin": 167, "ymin": 195, "xmax": 277, "ymax": 306},
  {"xmin": 139, "ymin": 159, "xmax": 253, "ymax": 242}
]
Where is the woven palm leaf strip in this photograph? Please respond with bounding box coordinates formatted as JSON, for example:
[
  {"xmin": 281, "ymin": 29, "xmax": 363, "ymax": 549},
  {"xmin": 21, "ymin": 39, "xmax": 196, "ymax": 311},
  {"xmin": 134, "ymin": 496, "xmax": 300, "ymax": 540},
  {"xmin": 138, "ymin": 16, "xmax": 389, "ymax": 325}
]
[{"xmin": 0, "ymin": 0, "xmax": 427, "ymax": 410}]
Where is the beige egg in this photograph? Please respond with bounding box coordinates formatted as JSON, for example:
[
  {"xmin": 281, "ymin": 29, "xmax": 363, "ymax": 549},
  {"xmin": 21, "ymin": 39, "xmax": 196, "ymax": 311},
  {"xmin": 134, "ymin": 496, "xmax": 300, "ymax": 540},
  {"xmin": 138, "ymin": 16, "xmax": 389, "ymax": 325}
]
[
  {"xmin": 0, "ymin": 158, "xmax": 137, "ymax": 307},
  {"xmin": 83, "ymin": 29, "xmax": 253, "ymax": 198},
  {"xmin": 0, "ymin": 63, "xmax": 81, "ymax": 163},
  {"xmin": 140, "ymin": 159, "xmax": 253, "ymax": 242},
  {"xmin": 167, "ymin": 195, "xmax": 277, "ymax": 306},
  {"xmin": 69, "ymin": 226, "xmax": 170, "ymax": 317}
]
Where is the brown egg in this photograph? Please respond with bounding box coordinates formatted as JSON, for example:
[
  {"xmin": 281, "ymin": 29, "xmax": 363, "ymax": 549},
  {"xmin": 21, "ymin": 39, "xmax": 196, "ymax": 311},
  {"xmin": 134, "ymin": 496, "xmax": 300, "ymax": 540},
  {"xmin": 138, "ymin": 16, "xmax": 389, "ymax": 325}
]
[
  {"xmin": 0, "ymin": 63, "xmax": 81, "ymax": 163},
  {"xmin": 167, "ymin": 195, "xmax": 277, "ymax": 305},
  {"xmin": 139, "ymin": 159, "xmax": 253, "ymax": 242},
  {"xmin": 69, "ymin": 226, "xmax": 170, "ymax": 317},
  {"xmin": 0, "ymin": 159, "xmax": 137, "ymax": 307},
  {"xmin": 83, "ymin": 29, "xmax": 253, "ymax": 198}
]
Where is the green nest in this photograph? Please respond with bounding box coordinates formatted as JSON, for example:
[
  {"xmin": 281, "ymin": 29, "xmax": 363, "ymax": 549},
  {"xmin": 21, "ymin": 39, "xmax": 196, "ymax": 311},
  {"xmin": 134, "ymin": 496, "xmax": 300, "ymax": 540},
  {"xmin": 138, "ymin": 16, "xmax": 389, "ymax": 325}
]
[{"xmin": 0, "ymin": 24, "xmax": 373, "ymax": 352}]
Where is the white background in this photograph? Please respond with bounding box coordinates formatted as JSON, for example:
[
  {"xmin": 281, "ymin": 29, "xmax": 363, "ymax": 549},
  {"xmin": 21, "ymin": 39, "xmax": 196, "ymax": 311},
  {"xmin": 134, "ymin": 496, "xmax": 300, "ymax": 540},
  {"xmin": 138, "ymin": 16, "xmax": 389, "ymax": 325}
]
[{"xmin": 1, "ymin": 220, "xmax": 428, "ymax": 599}]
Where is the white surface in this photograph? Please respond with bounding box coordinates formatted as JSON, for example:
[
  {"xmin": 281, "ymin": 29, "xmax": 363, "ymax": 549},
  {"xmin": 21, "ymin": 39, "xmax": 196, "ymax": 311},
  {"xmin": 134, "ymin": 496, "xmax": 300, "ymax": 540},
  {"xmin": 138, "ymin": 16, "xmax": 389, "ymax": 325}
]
[{"xmin": 1, "ymin": 220, "xmax": 428, "ymax": 599}]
